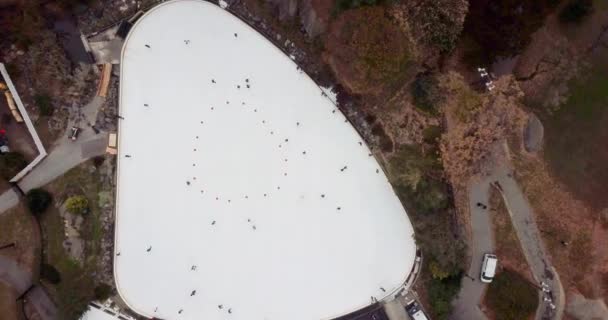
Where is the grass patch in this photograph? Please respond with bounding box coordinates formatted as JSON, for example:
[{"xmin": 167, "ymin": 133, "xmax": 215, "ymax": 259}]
[
  {"xmin": 39, "ymin": 161, "xmax": 108, "ymax": 319},
  {"xmin": 485, "ymin": 269, "xmax": 539, "ymax": 320},
  {"xmin": 542, "ymin": 59, "xmax": 608, "ymax": 209}
]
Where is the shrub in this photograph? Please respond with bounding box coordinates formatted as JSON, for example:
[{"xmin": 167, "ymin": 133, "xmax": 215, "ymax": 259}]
[
  {"xmin": 94, "ymin": 283, "xmax": 113, "ymax": 301},
  {"xmin": 391, "ymin": 145, "xmax": 449, "ymax": 213},
  {"xmin": 334, "ymin": 0, "xmax": 384, "ymax": 15},
  {"xmin": 25, "ymin": 189, "xmax": 52, "ymax": 216},
  {"xmin": 422, "ymin": 125, "xmax": 443, "ymax": 145},
  {"xmin": 34, "ymin": 93, "xmax": 54, "ymax": 117},
  {"xmin": 40, "ymin": 263, "xmax": 61, "ymax": 284},
  {"xmin": 412, "ymin": 73, "xmax": 443, "ymax": 114},
  {"xmin": 559, "ymin": 0, "xmax": 593, "ymax": 24},
  {"xmin": 0, "ymin": 152, "xmax": 27, "ymax": 180},
  {"xmin": 413, "ymin": 0, "xmax": 468, "ymax": 53},
  {"xmin": 65, "ymin": 195, "xmax": 89, "ymax": 215},
  {"xmin": 428, "ymin": 272, "xmax": 462, "ymax": 320},
  {"xmin": 485, "ymin": 269, "xmax": 538, "ymax": 320}
]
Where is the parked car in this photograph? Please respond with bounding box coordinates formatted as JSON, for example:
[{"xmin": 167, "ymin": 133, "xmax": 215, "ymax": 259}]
[
  {"xmin": 481, "ymin": 253, "xmax": 498, "ymax": 283},
  {"xmin": 69, "ymin": 127, "xmax": 80, "ymax": 141},
  {"xmin": 405, "ymin": 300, "xmax": 429, "ymax": 320}
]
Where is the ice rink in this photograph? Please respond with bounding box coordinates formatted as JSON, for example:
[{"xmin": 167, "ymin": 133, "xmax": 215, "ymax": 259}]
[{"xmin": 114, "ymin": 1, "xmax": 417, "ymax": 319}]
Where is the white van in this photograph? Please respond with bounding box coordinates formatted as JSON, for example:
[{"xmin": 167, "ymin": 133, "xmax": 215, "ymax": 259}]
[
  {"xmin": 480, "ymin": 253, "xmax": 498, "ymax": 283},
  {"xmin": 405, "ymin": 301, "xmax": 429, "ymax": 320}
]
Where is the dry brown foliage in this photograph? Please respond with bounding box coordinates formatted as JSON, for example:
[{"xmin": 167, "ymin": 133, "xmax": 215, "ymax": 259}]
[
  {"xmin": 324, "ymin": 6, "xmax": 415, "ymax": 95},
  {"xmin": 512, "ymin": 151, "xmax": 608, "ymax": 299},
  {"xmin": 439, "ymin": 73, "xmax": 527, "ymax": 187}
]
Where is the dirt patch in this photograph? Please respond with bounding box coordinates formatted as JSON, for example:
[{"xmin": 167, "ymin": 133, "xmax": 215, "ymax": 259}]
[
  {"xmin": 0, "ymin": 282, "xmax": 20, "ymax": 320},
  {"xmin": 566, "ymin": 292, "xmax": 608, "ymax": 320},
  {"xmin": 0, "ymin": 204, "xmax": 40, "ymax": 278}
]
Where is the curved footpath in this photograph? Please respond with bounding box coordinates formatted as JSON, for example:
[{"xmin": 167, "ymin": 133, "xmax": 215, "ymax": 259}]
[
  {"xmin": 451, "ymin": 164, "xmax": 564, "ymax": 320},
  {"xmin": 492, "ymin": 165, "xmax": 564, "ymax": 320}
]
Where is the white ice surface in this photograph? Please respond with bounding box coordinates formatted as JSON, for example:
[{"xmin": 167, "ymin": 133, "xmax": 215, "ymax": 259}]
[{"xmin": 115, "ymin": 1, "xmax": 416, "ymax": 319}]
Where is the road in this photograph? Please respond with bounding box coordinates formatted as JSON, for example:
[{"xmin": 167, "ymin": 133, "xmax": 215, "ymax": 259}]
[
  {"xmin": 450, "ymin": 174, "xmax": 495, "ymax": 320},
  {"xmin": 492, "ymin": 165, "xmax": 564, "ymax": 320}
]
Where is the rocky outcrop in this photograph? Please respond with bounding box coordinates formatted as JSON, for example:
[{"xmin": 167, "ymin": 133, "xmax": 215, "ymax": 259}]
[
  {"xmin": 523, "ymin": 113, "xmax": 544, "ymax": 153},
  {"xmin": 264, "ymin": 0, "xmax": 333, "ymax": 37}
]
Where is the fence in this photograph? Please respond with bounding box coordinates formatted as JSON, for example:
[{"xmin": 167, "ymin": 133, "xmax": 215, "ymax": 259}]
[{"xmin": 0, "ymin": 63, "xmax": 48, "ymax": 183}]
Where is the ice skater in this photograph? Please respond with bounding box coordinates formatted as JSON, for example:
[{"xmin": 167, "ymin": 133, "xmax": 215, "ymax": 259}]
[
  {"xmin": 190, "ymin": 290, "xmax": 196, "ymax": 296},
  {"xmin": 146, "ymin": 246, "xmax": 152, "ymax": 252}
]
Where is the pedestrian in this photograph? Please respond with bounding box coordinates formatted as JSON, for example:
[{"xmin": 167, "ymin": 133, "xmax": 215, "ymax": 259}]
[
  {"xmin": 146, "ymin": 246, "xmax": 152, "ymax": 252},
  {"xmin": 190, "ymin": 290, "xmax": 196, "ymax": 296}
]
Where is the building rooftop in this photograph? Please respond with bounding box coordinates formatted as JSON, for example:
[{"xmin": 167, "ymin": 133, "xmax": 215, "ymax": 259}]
[{"xmin": 114, "ymin": 1, "xmax": 416, "ymax": 319}]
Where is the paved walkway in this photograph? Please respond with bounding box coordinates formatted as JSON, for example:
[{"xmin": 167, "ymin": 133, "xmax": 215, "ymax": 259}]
[
  {"xmin": 0, "ymin": 254, "xmax": 57, "ymax": 320},
  {"xmin": 0, "ymin": 189, "xmax": 19, "ymax": 214},
  {"xmin": 450, "ymin": 174, "xmax": 495, "ymax": 320},
  {"xmin": 451, "ymin": 163, "xmax": 564, "ymax": 320},
  {"xmin": 25, "ymin": 285, "xmax": 58, "ymax": 320},
  {"xmin": 0, "ymin": 255, "xmax": 32, "ymax": 295},
  {"xmin": 18, "ymin": 132, "xmax": 107, "ymax": 193},
  {"xmin": 0, "ymin": 95, "xmax": 107, "ymax": 213},
  {"xmin": 492, "ymin": 165, "xmax": 564, "ymax": 320}
]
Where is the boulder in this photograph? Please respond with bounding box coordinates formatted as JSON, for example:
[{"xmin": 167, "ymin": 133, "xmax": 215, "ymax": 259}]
[{"xmin": 524, "ymin": 113, "xmax": 544, "ymax": 153}]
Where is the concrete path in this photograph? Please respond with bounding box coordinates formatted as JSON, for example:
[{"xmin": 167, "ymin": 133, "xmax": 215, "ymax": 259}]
[
  {"xmin": 1, "ymin": 251, "xmax": 58, "ymax": 320},
  {"xmin": 493, "ymin": 165, "xmax": 564, "ymax": 320},
  {"xmin": 18, "ymin": 132, "xmax": 108, "ymax": 193},
  {"xmin": 0, "ymin": 189, "xmax": 19, "ymax": 214},
  {"xmin": 451, "ymin": 163, "xmax": 565, "ymax": 320},
  {"xmin": 25, "ymin": 285, "xmax": 58, "ymax": 320},
  {"xmin": 0, "ymin": 94, "xmax": 108, "ymax": 214},
  {"xmin": 450, "ymin": 174, "xmax": 495, "ymax": 320},
  {"xmin": 0, "ymin": 255, "xmax": 32, "ymax": 295}
]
